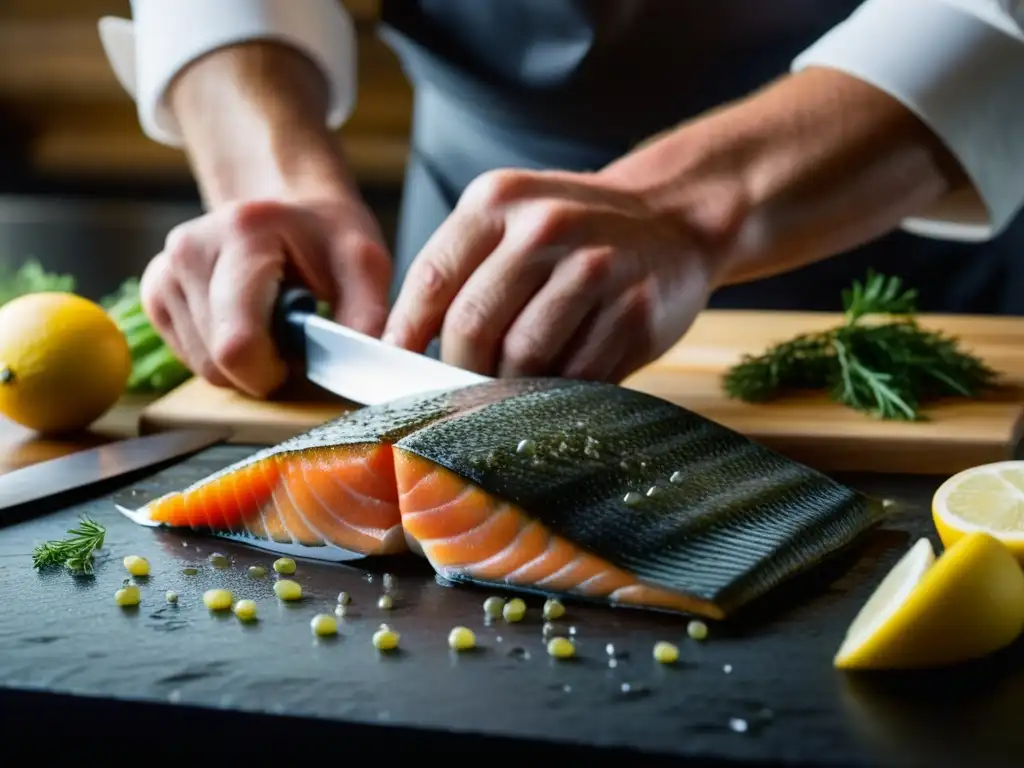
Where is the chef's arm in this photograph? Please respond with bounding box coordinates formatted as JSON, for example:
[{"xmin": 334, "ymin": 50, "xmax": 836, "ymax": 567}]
[
  {"xmin": 96, "ymin": 0, "xmax": 359, "ymax": 207},
  {"xmin": 601, "ymin": 0, "xmax": 1024, "ymax": 289}
]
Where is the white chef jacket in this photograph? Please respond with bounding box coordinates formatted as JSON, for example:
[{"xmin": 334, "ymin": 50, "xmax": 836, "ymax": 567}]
[{"xmin": 96, "ymin": 0, "xmax": 1024, "ymax": 243}]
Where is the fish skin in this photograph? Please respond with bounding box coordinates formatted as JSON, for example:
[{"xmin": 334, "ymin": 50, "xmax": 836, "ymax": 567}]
[
  {"xmin": 121, "ymin": 378, "xmax": 885, "ymax": 618},
  {"xmin": 392, "ymin": 379, "xmax": 885, "ymax": 617}
]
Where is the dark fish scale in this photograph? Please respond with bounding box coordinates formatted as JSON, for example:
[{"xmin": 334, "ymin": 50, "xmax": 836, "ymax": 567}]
[
  {"xmin": 184, "ymin": 379, "xmax": 565, "ymax": 489},
  {"xmin": 395, "ymin": 378, "xmax": 884, "ymax": 615}
]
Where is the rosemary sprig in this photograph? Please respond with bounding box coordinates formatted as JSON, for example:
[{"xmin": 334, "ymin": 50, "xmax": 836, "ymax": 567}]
[
  {"xmin": 722, "ymin": 272, "xmax": 998, "ymax": 420},
  {"xmin": 32, "ymin": 517, "xmax": 106, "ymax": 575}
]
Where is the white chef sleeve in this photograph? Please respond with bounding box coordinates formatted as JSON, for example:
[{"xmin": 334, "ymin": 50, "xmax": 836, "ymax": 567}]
[
  {"xmin": 97, "ymin": 0, "xmax": 357, "ymax": 148},
  {"xmin": 793, "ymin": 0, "xmax": 1024, "ymax": 242}
]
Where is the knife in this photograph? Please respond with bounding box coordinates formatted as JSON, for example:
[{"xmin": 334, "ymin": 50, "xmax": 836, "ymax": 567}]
[
  {"xmin": 272, "ymin": 285, "xmax": 491, "ymax": 405},
  {"xmin": 0, "ymin": 427, "xmax": 232, "ymax": 525}
]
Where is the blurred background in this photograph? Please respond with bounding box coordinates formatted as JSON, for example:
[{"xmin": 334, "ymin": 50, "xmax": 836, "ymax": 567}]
[{"xmin": 0, "ymin": 0, "xmax": 407, "ymax": 301}]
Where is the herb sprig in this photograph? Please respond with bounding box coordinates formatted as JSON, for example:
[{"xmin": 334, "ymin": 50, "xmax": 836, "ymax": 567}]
[
  {"xmin": 32, "ymin": 517, "xmax": 107, "ymax": 575},
  {"xmin": 722, "ymin": 272, "xmax": 997, "ymax": 420}
]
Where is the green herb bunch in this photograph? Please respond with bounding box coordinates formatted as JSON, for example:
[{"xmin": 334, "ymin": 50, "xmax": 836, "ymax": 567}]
[
  {"xmin": 722, "ymin": 272, "xmax": 997, "ymax": 420},
  {"xmin": 32, "ymin": 517, "xmax": 107, "ymax": 575}
]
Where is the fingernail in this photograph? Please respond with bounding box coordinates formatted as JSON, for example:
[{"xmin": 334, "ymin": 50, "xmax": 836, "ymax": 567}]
[{"xmin": 381, "ymin": 331, "xmax": 398, "ymax": 346}]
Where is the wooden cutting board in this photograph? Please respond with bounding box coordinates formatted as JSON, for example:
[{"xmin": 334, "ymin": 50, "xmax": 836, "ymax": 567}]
[{"xmin": 138, "ymin": 310, "xmax": 1024, "ymax": 475}]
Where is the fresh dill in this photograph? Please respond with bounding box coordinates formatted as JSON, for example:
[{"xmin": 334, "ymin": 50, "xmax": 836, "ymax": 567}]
[
  {"xmin": 32, "ymin": 517, "xmax": 107, "ymax": 575},
  {"xmin": 722, "ymin": 271, "xmax": 998, "ymax": 420}
]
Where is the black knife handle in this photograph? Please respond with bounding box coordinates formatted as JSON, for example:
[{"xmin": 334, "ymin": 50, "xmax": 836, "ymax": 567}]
[{"xmin": 271, "ymin": 284, "xmax": 318, "ymax": 359}]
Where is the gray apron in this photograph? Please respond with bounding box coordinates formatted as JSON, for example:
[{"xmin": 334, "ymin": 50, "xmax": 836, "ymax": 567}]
[{"xmin": 379, "ymin": 0, "xmax": 1024, "ymax": 315}]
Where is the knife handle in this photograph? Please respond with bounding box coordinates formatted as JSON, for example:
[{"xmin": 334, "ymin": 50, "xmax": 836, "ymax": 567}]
[{"xmin": 271, "ymin": 284, "xmax": 318, "ymax": 359}]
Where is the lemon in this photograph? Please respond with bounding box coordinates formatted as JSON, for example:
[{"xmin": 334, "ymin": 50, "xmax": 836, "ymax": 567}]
[
  {"xmin": 834, "ymin": 532, "xmax": 1024, "ymax": 670},
  {"xmin": 932, "ymin": 460, "xmax": 1024, "ymax": 563},
  {"xmin": 0, "ymin": 292, "xmax": 131, "ymax": 434}
]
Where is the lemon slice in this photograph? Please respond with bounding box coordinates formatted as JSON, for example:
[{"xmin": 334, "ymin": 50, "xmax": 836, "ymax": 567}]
[
  {"xmin": 932, "ymin": 460, "xmax": 1024, "ymax": 563},
  {"xmin": 834, "ymin": 532, "xmax": 1024, "ymax": 670}
]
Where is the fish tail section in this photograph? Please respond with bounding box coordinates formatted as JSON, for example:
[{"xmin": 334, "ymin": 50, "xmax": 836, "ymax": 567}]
[
  {"xmin": 136, "ymin": 457, "xmax": 278, "ymax": 535},
  {"xmin": 393, "ymin": 450, "xmax": 723, "ymax": 619}
]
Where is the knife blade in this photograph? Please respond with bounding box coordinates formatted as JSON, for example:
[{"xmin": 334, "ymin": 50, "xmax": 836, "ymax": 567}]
[
  {"xmin": 0, "ymin": 427, "xmax": 232, "ymax": 525},
  {"xmin": 272, "ymin": 285, "xmax": 491, "ymax": 405}
]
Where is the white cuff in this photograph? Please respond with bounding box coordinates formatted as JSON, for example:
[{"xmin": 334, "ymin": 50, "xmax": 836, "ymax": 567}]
[
  {"xmin": 97, "ymin": 0, "xmax": 357, "ymax": 148},
  {"xmin": 793, "ymin": 0, "xmax": 1024, "ymax": 242}
]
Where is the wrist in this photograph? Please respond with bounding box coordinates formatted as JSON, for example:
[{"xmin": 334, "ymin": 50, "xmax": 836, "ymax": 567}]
[
  {"xmin": 596, "ymin": 108, "xmax": 756, "ymax": 290},
  {"xmin": 169, "ymin": 41, "xmax": 360, "ymax": 208},
  {"xmin": 599, "ymin": 68, "xmax": 964, "ymax": 289}
]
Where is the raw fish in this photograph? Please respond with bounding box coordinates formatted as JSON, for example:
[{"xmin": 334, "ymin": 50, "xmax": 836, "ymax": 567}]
[{"xmin": 120, "ymin": 379, "xmax": 884, "ymax": 618}]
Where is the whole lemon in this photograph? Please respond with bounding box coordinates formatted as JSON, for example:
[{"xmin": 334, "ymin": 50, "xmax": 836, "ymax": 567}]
[{"xmin": 0, "ymin": 292, "xmax": 131, "ymax": 434}]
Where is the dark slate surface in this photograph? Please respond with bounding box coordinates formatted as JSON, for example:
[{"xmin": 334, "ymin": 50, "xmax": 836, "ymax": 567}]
[{"xmin": 1, "ymin": 444, "xmax": 1022, "ymax": 765}]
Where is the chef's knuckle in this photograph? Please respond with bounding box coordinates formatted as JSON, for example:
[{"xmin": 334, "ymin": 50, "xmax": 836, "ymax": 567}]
[
  {"xmin": 502, "ymin": 332, "xmax": 548, "ymax": 374},
  {"xmin": 526, "ymin": 202, "xmax": 581, "ymax": 246},
  {"xmin": 448, "ymin": 298, "xmax": 492, "ymax": 346},
  {"xmin": 574, "ymin": 248, "xmax": 612, "ymax": 288},
  {"xmin": 211, "ymin": 328, "xmax": 256, "ymax": 372},
  {"xmin": 623, "ymin": 281, "xmax": 654, "ymax": 319},
  {"xmin": 346, "ymin": 236, "xmax": 387, "ymax": 272},
  {"xmin": 223, "ymin": 200, "xmax": 283, "ymax": 238},
  {"xmin": 463, "ymin": 168, "xmax": 528, "ymax": 210},
  {"xmin": 163, "ymin": 226, "xmax": 200, "ymax": 273},
  {"xmin": 411, "ymin": 258, "xmax": 452, "ymax": 299}
]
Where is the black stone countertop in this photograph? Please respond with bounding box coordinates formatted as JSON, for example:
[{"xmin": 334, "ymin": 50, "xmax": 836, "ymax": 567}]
[{"xmin": 1, "ymin": 445, "xmax": 1021, "ymax": 766}]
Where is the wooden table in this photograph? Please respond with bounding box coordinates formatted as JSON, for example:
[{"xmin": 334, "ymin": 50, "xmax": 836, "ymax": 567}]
[{"xmin": 0, "ymin": 396, "xmax": 152, "ymax": 476}]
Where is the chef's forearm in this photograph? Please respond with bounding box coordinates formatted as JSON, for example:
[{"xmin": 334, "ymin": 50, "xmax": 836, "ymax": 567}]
[
  {"xmin": 168, "ymin": 41, "xmax": 357, "ymax": 208},
  {"xmin": 599, "ymin": 67, "xmax": 968, "ymax": 289}
]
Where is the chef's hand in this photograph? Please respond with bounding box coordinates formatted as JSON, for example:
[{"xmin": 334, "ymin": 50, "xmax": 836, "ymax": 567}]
[
  {"xmin": 140, "ymin": 197, "xmax": 391, "ymax": 398},
  {"xmin": 382, "ymin": 169, "xmax": 715, "ymax": 382}
]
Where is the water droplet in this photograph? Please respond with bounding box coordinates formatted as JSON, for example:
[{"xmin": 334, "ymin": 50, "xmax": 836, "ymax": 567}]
[
  {"xmin": 723, "ymin": 664, "xmax": 733, "ymax": 674},
  {"xmin": 646, "ymin": 485, "xmax": 661, "ymax": 497},
  {"xmin": 584, "ymin": 446, "xmax": 600, "ymax": 460},
  {"xmin": 542, "ymin": 622, "xmax": 557, "ymax": 637},
  {"xmin": 568, "ymin": 626, "xmax": 577, "ymax": 636},
  {"xmin": 562, "ymin": 684, "xmax": 572, "ymax": 693},
  {"xmin": 670, "ymin": 470, "xmax": 685, "ymax": 484},
  {"xmin": 364, "ymin": 573, "xmax": 374, "ymax": 582},
  {"xmin": 168, "ymin": 689, "xmax": 182, "ymax": 703},
  {"xmin": 208, "ymin": 553, "xmax": 229, "ymax": 569},
  {"xmin": 383, "ymin": 573, "xmax": 396, "ymax": 590},
  {"xmin": 639, "ymin": 460, "xmax": 648, "ymax": 469},
  {"xmin": 605, "ymin": 643, "xmax": 616, "ymax": 656},
  {"xmin": 729, "ymin": 718, "xmax": 749, "ymax": 733},
  {"xmin": 516, "ymin": 438, "xmax": 536, "ymax": 456},
  {"xmin": 608, "ymin": 659, "xmax": 618, "ymax": 668},
  {"xmin": 623, "ymin": 491, "xmax": 643, "ymax": 506},
  {"xmin": 507, "ymin": 646, "xmax": 531, "ymax": 661},
  {"xmin": 495, "ymin": 635, "xmax": 503, "ymax": 643}
]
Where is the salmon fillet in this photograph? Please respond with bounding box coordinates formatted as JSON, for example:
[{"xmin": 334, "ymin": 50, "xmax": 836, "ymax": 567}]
[{"xmin": 120, "ymin": 379, "xmax": 885, "ymax": 618}]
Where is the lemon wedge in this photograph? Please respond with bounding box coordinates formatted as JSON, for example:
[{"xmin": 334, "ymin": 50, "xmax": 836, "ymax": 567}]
[
  {"xmin": 932, "ymin": 460, "xmax": 1024, "ymax": 563},
  {"xmin": 834, "ymin": 532, "xmax": 1024, "ymax": 670}
]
